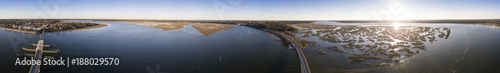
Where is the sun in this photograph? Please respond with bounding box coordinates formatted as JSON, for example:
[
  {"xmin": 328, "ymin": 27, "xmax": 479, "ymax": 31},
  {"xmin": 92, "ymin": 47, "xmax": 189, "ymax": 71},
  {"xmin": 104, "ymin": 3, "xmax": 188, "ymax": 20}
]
[{"xmin": 392, "ymin": 22, "xmax": 401, "ymax": 30}]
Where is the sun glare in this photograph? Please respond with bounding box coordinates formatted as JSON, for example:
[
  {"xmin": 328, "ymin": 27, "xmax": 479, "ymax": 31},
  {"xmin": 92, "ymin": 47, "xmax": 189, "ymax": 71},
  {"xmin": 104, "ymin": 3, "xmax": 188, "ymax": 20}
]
[
  {"xmin": 392, "ymin": 22, "xmax": 401, "ymax": 30},
  {"xmin": 390, "ymin": 39, "xmax": 401, "ymax": 46}
]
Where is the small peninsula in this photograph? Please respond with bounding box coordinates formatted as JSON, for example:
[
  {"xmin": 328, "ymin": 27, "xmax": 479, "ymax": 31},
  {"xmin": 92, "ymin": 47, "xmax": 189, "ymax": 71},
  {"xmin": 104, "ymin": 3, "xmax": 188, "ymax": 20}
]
[{"xmin": 0, "ymin": 19, "xmax": 107, "ymax": 34}]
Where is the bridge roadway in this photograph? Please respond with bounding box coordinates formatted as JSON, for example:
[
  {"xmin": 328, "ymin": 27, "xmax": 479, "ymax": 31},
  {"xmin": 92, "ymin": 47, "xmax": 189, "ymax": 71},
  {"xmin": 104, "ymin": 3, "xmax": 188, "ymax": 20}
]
[
  {"xmin": 29, "ymin": 30, "xmax": 45, "ymax": 73},
  {"xmin": 263, "ymin": 29, "xmax": 310, "ymax": 73}
]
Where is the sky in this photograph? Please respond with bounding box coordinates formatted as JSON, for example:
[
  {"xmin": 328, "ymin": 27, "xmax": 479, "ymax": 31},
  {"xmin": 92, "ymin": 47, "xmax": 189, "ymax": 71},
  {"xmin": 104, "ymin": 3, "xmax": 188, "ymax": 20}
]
[{"xmin": 0, "ymin": 0, "xmax": 499, "ymax": 20}]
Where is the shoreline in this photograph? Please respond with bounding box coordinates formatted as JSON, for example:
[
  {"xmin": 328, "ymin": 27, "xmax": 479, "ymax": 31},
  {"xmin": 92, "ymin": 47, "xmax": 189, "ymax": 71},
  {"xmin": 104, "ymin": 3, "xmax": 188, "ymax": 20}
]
[
  {"xmin": 115, "ymin": 21, "xmax": 197, "ymax": 30},
  {"xmin": 0, "ymin": 27, "xmax": 38, "ymax": 34},
  {"xmin": 0, "ymin": 24, "xmax": 108, "ymax": 34},
  {"xmin": 192, "ymin": 23, "xmax": 235, "ymax": 36},
  {"xmin": 50, "ymin": 24, "xmax": 108, "ymax": 33}
]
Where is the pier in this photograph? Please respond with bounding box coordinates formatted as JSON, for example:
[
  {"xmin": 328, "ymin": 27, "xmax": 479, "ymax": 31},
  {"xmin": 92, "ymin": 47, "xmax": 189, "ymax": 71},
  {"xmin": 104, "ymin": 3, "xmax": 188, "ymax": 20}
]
[{"xmin": 19, "ymin": 28, "xmax": 61, "ymax": 73}]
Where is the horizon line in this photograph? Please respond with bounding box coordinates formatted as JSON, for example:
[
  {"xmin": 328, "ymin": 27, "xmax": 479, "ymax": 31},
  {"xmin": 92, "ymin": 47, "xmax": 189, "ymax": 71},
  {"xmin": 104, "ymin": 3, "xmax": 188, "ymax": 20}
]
[{"xmin": 1, "ymin": 18, "xmax": 500, "ymax": 21}]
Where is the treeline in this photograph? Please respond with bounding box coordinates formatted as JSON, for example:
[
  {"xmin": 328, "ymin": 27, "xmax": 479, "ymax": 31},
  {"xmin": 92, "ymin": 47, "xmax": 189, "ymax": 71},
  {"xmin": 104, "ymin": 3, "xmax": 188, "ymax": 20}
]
[
  {"xmin": 335, "ymin": 19, "xmax": 500, "ymax": 23},
  {"xmin": 189, "ymin": 21, "xmax": 313, "ymax": 36},
  {"xmin": 191, "ymin": 21, "xmax": 312, "ymax": 32},
  {"xmin": 0, "ymin": 19, "xmax": 59, "ymax": 27},
  {"xmin": 90, "ymin": 19, "xmax": 180, "ymax": 23},
  {"xmin": 0, "ymin": 19, "xmax": 99, "ymax": 32},
  {"xmin": 45, "ymin": 22, "xmax": 98, "ymax": 32}
]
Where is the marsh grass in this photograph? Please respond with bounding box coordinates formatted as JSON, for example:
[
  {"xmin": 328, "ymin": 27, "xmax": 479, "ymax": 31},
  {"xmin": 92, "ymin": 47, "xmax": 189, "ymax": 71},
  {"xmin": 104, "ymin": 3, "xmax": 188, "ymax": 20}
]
[
  {"xmin": 292, "ymin": 23, "xmax": 451, "ymax": 65},
  {"xmin": 192, "ymin": 23, "xmax": 235, "ymax": 36},
  {"xmin": 320, "ymin": 51, "xmax": 327, "ymax": 55},
  {"xmin": 153, "ymin": 23, "xmax": 194, "ymax": 30},
  {"xmin": 120, "ymin": 21, "xmax": 196, "ymax": 31},
  {"xmin": 376, "ymin": 63, "xmax": 393, "ymax": 67}
]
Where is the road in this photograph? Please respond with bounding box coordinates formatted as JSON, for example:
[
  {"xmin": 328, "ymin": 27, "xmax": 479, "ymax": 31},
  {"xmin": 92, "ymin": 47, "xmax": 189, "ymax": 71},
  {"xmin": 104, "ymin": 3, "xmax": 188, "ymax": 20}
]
[
  {"xmin": 263, "ymin": 29, "xmax": 311, "ymax": 73},
  {"xmin": 29, "ymin": 30, "xmax": 45, "ymax": 73}
]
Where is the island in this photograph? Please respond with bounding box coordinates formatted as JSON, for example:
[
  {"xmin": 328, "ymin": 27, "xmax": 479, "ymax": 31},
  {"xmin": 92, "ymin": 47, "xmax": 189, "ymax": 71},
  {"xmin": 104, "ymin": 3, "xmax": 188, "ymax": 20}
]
[
  {"xmin": 0, "ymin": 19, "xmax": 107, "ymax": 34},
  {"xmin": 192, "ymin": 23, "xmax": 235, "ymax": 36}
]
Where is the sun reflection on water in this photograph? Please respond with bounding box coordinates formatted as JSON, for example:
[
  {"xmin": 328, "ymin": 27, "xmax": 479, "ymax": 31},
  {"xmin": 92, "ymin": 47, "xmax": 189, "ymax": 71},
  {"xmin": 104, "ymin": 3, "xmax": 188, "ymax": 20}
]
[
  {"xmin": 392, "ymin": 22, "xmax": 401, "ymax": 30},
  {"xmin": 390, "ymin": 39, "xmax": 401, "ymax": 45},
  {"xmin": 292, "ymin": 23, "xmax": 452, "ymax": 67}
]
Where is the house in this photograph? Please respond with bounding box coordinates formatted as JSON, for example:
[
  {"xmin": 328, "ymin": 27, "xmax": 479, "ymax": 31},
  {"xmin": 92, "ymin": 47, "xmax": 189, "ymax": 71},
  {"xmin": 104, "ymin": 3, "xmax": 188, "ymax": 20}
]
[{"xmin": 11, "ymin": 25, "xmax": 17, "ymax": 28}]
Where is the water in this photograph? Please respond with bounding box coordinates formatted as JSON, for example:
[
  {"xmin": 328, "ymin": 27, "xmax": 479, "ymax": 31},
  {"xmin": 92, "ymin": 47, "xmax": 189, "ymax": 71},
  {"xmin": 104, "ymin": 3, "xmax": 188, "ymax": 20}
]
[
  {"xmin": 2, "ymin": 21, "xmax": 500, "ymax": 73},
  {"xmin": 0, "ymin": 21, "xmax": 291, "ymax": 73},
  {"xmin": 296, "ymin": 22, "xmax": 500, "ymax": 73}
]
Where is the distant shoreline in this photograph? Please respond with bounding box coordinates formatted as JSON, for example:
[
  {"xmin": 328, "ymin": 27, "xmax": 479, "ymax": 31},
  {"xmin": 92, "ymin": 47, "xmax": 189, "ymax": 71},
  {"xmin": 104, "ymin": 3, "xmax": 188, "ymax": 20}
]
[{"xmin": 0, "ymin": 24, "xmax": 108, "ymax": 34}]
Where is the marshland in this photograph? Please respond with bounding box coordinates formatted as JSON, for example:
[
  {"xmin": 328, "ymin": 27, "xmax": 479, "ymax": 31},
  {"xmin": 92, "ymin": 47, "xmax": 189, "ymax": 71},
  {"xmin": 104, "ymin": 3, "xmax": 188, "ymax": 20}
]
[
  {"xmin": 1, "ymin": 20, "xmax": 500, "ymax": 73},
  {"xmin": 290, "ymin": 21, "xmax": 500, "ymax": 73}
]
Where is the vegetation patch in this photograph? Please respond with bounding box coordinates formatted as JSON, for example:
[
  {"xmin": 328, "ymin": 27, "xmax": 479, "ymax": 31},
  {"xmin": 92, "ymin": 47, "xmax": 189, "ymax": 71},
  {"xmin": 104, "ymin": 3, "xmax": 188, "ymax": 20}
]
[
  {"xmin": 319, "ymin": 51, "xmax": 327, "ymax": 55},
  {"xmin": 129, "ymin": 22, "xmax": 195, "ymax": 31},
  {"xmin": 192, "ymin": 23, "xmax": 235, "ymax": 36},
  {"xmin": 328, "ymin": 46, "xmax": 345, "ymax": 53},
  {"xmin": 0, "ymin": 20, "xmax": 107, "ymax": 33},
  {"xmin": 292, "ymin": 23, "xmax": 452, "ymax": 66},
  {"xmin": 376, "ymin": 63, "xmax": 393, "ymax": 67}
]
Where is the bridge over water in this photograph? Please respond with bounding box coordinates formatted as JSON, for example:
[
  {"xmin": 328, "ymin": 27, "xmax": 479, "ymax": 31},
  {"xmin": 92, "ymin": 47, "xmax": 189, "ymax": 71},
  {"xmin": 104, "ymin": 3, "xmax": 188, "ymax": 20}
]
[{"xmin": 263, "ymin": 29, "xmax": 311, "ymax": 73}]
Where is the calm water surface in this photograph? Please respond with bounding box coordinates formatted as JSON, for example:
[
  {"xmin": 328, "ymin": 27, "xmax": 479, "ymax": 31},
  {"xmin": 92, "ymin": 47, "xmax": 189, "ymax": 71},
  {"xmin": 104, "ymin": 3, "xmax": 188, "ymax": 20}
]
[
  {"xmin": 0, "ymin": 21, "xmax": 290, "ymax": 73},
  {"xmin": 1, "ymin": 21, "xmax": 500, "ymax": 73}
]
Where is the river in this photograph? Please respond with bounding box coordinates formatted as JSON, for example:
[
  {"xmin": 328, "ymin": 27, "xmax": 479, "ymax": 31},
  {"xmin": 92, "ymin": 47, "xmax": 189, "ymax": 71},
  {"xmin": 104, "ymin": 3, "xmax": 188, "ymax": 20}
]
[
  {"xmin": 1, "ymin": 21, "xmax": 500, "ymax": 73},
  {"xmin": 0, "ymin": 21, "xmax": 291, "ymax": 73}
]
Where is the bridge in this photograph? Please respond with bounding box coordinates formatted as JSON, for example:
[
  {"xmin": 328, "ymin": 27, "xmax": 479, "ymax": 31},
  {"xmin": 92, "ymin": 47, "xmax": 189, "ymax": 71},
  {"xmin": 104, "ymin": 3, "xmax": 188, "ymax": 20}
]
[
  {"xmin": 263, "ymin": 29, "xmax": 311, "ymax": 73},
  {"xmin": 28, "ymin": 29, "xmax": 46, "ymax": 73},
  {"xmin": 22, "ymin": 28, "xmax": 60, "ymax": 73}
]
